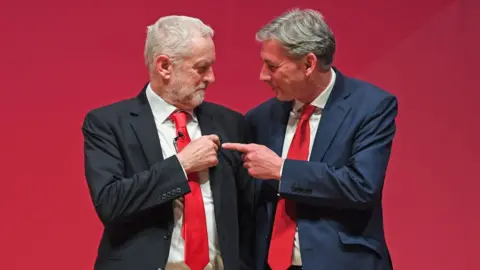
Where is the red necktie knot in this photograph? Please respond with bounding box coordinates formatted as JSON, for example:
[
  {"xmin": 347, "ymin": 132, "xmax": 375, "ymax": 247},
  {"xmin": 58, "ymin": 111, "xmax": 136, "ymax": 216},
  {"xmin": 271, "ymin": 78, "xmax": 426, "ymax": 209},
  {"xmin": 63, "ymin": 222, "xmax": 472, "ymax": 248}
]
[
  {"xmin": 300, "ymin": 104, "xmax": 316, "ymax": 120},
  {"xmin": 169, "ymin": 110, "xmax": 189, "ymax": 129}
]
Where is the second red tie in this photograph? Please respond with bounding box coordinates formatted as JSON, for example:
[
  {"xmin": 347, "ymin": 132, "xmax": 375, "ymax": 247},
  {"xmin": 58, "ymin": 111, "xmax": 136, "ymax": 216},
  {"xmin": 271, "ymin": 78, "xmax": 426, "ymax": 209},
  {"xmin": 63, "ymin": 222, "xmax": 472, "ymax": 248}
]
[
  {"xmin": 267, "ymin": 104, "xmax": 316, "ymax": 270},
  {"xmin": 170, "ymin": 110, "xmax": 209, "ymax": 270}
]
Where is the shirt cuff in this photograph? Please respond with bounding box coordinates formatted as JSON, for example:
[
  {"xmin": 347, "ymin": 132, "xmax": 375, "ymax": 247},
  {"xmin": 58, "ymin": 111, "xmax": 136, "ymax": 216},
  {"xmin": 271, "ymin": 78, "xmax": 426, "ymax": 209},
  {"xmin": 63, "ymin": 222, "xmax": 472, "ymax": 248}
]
[{"xmin": 278, "ymin": 159, "xmax": 285, "ymax": 188}]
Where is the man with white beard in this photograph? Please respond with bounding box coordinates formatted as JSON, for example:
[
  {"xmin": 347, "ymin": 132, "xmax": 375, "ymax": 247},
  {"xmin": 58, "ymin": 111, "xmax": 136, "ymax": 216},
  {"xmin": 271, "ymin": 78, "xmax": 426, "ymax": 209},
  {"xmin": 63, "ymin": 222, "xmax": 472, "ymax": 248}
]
[{"xmin": 82, "ymin": 15, "xmax": 254, "ymax": 270}]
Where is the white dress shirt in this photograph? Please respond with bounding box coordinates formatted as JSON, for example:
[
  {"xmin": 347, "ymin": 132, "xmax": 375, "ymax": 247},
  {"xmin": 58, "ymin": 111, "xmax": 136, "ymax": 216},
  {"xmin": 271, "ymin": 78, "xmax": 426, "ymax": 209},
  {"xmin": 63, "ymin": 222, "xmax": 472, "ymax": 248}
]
[
  {"xmin": 280, "ymin": 69, "xmax": 336, "ymax": 266},
  {"xmin": 146, "ymin": 84, "xmax": 220, "ymax": 268}
]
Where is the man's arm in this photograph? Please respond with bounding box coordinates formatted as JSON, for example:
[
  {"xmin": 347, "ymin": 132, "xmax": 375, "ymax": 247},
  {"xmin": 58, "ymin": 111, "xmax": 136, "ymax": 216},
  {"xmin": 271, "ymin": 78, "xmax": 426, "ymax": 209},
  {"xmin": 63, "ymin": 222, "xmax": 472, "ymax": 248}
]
[
  {"xmin": 82, "ymin": 111, "xmax": 190, "ymax": 225},
  {"xmin": 279, "ymin": 96, "xmax": 398, "ymax": 210}
]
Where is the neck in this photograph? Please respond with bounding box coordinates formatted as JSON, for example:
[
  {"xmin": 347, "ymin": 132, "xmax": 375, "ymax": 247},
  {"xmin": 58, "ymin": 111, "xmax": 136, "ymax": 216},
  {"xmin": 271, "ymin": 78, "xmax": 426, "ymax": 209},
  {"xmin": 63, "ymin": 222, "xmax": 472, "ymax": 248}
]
[
  {"xmin": 149, "ymin": 76, "xmax": 178, "ymax": 105},
  {"xmin": 149, "ymin": 79, "xmax": 169, "ymax": 100},
  {"xmin": 298, "ymin": 68, "xmax": 332, "ymax": 104},
  {"xmin": 149, "ymin": 79, "xmax": 176, "ymax": 106}
]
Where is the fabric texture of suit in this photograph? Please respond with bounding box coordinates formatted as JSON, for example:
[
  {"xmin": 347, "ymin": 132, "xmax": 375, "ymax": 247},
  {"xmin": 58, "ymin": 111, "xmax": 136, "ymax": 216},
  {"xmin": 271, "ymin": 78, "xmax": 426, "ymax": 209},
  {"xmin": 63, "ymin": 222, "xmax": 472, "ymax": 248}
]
[
  {"xmin": 82, "ymin": 84, "xmax": 254, "ymax": 270},
  {"xmin": 247, "ymin": 68, "xmax": 398, "ymax": 270}
]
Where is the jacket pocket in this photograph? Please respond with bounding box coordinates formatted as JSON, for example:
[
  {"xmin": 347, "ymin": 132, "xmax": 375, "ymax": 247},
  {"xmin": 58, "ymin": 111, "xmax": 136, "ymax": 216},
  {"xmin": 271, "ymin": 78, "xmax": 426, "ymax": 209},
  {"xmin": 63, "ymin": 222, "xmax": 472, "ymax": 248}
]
[{"xmin": 337, "ymin": 231, "xmax": 384, "ymax": 259}]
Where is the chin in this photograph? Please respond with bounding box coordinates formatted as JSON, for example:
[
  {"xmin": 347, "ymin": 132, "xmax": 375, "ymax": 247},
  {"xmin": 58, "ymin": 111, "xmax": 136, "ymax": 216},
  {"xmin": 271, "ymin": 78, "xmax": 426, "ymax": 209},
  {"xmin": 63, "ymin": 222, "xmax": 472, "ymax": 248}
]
[{"xmin": 190, "ymin": 93, "xmax": 205, "ymax": 108}]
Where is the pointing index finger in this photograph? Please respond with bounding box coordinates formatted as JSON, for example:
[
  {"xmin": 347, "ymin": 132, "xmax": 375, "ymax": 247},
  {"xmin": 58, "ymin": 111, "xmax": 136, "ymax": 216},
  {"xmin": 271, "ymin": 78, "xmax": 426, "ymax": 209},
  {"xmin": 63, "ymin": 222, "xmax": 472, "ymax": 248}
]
[{"xmin": 222, "ymin": 142, "xmax": 251, "ymax": 153}]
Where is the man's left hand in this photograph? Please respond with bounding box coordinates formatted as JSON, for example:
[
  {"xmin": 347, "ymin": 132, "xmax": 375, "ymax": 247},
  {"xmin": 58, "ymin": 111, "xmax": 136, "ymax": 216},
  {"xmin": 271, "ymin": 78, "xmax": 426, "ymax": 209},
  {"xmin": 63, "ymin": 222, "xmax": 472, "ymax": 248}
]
[{"xmin": 222, "ymin": 143, "xmax": 283, "ymax": 180}]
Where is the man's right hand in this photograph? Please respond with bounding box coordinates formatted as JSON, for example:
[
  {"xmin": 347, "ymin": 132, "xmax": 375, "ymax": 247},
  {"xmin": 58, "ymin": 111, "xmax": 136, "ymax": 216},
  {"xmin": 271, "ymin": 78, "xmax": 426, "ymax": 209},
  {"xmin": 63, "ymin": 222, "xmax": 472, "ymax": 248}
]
[{"xmin": 176, "ymin": 135, "xmax": 220, "ymax": 173}]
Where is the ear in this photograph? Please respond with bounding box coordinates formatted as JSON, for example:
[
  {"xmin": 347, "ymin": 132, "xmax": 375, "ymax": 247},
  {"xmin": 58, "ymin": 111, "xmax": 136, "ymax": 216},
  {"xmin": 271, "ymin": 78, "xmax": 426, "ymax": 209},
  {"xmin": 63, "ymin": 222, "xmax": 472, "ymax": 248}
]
[
  {"xmin": 154, "ymin": 55, "xmax": 172, "ymax": 79},
  {"xmin": 304, "ymin": 53, "xmax": 317, "ymax": 76}
]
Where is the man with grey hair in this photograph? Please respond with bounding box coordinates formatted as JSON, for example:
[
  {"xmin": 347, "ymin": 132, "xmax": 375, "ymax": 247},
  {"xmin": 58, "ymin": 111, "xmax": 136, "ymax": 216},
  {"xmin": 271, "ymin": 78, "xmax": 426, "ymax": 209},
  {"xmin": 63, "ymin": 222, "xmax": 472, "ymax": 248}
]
[
  {"xmin": 223, "ymin": 8, "xmax": 397, "ymax": 270},
  {"xmin": 82, "ymin": 15, "xmax": 254, "ymax": 270}
]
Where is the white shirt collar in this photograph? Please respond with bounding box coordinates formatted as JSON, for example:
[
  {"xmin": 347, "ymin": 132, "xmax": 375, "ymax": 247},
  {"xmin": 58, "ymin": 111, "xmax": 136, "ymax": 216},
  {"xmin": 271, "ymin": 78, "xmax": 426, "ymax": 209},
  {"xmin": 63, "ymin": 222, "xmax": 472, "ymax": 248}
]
[
  {"xmin": 292, "ymin": 68, "xmax": 336, "ymax": 113},
  {"xmin": 145, "ymin": 83, "xmax": 197, "ymax": 124}
]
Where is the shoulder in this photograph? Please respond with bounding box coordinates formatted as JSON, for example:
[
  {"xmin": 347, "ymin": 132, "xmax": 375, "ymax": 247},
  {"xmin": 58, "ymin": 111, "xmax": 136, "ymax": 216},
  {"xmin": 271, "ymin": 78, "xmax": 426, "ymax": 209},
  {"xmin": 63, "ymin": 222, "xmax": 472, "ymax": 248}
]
[
  {"xmin": 200, "ymin": 101, "xmax": 244, "ymax": 122},
  {"xmin": 82, "ymin": 97, "xmax": 138, "ymax": 130},
  {"xmin": 342, "ymin": 74, "xmax": 398, "ymax": 113},
  {"xmin": 348, "ymin": 77, "xmax": 395, "ymax": 98},
  {"xmin": 245, "ymin": 97, "xmax": 279, "ymax": 119}
]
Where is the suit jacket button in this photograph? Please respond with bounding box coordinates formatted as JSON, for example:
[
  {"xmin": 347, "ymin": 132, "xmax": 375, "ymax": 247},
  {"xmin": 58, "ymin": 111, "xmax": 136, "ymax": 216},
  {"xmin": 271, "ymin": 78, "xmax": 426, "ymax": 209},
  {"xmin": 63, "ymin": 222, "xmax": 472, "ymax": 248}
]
[{"xmin": 164, "ymin": 234, "xmax": 170, "ymax": 240}]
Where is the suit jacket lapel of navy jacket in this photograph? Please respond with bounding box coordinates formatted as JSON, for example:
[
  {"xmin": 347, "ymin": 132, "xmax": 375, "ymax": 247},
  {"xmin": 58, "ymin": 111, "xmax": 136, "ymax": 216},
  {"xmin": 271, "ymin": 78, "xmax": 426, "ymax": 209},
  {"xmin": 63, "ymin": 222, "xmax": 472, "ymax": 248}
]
[
  {"xmin": 266, "ymin": 99, "xmax": 293, "ymax": 218},
  {"xmin": 310, "ymin": 69, "xmax": 352, "ymax": 162},
  {"xmin": 129, "ymin": 85, "xmax": 164, "ymax": 167},
  {"xmin": 269, "ymin": 99, "xmax": 293, "ymax": 158}
]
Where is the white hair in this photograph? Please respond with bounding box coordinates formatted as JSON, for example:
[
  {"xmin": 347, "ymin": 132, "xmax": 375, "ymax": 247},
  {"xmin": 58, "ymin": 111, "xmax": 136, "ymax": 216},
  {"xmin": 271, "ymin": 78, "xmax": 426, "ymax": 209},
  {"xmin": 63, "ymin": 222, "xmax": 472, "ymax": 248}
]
[
  {"xmin": 256, "ymin": 8, "xmax": 335, "ymax": 71},
  {"xmin": 144, "ymin": 15, "xmax": 214, "ymax": 73}
]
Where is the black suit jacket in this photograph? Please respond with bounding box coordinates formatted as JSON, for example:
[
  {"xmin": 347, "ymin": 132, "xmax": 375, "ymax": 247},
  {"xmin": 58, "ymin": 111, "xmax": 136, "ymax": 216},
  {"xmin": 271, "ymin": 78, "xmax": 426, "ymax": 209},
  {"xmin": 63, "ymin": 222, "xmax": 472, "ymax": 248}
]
[{"xmin": 82, "ymin": 86, "xmax": 254, "ymax": 270}]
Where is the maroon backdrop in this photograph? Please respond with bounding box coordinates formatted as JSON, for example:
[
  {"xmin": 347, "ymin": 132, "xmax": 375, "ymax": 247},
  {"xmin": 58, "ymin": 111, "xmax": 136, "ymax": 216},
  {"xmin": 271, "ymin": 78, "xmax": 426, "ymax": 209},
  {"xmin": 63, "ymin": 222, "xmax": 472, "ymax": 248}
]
[{"xmin": 1, "ymin": 0, "xmax": 478, "ymax": 269}]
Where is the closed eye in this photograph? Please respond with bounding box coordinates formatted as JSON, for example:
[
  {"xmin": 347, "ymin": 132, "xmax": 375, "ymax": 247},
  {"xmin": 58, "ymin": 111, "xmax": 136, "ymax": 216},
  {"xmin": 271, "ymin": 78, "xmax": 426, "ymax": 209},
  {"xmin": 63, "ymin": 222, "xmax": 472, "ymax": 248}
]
[
  {"xmin": 267, "ymin": 64, "xmax": 278, "ymax": 72},
  {"xmin": 197, "ymin": 66, "xmax": 209, "ymax": 73}
]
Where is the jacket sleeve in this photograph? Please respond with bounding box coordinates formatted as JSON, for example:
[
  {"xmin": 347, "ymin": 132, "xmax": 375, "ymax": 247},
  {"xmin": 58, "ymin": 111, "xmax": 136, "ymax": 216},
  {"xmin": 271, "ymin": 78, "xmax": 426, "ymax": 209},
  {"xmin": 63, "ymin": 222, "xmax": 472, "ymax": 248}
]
[
  {"xmin": 279, "ymin": 96, "xmax": 398, "ymax": 209},
  {"xmin": 82, "ymin": 111, "xmax": 190, "ymax": 225}
]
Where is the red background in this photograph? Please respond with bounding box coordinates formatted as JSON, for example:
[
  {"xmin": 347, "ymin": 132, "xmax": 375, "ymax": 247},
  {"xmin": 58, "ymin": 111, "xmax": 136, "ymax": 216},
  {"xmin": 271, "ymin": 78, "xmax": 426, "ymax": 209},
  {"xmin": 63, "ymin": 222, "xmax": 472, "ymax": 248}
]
[{"xmin": 1, "ymin": 0, "xmax": 478, "ymax": 269}]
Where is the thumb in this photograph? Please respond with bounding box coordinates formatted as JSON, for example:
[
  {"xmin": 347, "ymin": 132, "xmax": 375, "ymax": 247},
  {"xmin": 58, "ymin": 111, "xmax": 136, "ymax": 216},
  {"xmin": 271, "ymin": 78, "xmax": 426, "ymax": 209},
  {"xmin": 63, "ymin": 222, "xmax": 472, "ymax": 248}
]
[{"xmin": 206, "ymin": 134, "xmax": 220, "ymax": 146}]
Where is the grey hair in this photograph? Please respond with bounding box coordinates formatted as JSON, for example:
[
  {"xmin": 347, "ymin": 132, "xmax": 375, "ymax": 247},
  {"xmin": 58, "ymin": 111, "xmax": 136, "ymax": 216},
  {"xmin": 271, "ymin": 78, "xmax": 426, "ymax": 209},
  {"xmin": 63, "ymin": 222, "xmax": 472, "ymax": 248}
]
[
  {"xmin": 256, "ymin": 8, "xmax": 335, "ymax": 71},
  {"xmin": 144, "ymin": 15, "xmax": 214, "ymax": 73}
]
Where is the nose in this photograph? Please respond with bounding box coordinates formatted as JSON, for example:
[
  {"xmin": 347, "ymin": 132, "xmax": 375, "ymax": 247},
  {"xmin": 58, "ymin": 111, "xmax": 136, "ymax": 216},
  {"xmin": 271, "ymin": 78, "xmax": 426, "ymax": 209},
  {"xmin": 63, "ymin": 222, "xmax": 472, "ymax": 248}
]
[
  {"xmin": 259, "ymin": 64, "xmax": 271, "ymax": 82},
  {"xmin": 204, "ymin": 67, "xmax": 215, "ymax": 84}
]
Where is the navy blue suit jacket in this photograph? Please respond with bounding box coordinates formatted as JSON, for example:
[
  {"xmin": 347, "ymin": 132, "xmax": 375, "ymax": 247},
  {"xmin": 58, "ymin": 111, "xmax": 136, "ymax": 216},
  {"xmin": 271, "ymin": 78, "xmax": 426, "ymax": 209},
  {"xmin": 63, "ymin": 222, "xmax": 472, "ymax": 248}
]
[{"xmin": 246, "ymin": 69, "xmax": 397, "ymax": 270}]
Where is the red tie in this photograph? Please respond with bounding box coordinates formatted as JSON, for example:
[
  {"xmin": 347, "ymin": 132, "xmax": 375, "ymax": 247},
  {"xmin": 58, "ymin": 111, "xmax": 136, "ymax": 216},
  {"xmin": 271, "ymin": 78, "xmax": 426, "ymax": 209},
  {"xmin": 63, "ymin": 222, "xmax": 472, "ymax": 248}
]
[
  {"xmin": 170, "ymin": 111, "xmax": 209, "ymax": 270},
  {"xmin": 267, "ymin": 104, "xmax": 316, "ymax": 270}
]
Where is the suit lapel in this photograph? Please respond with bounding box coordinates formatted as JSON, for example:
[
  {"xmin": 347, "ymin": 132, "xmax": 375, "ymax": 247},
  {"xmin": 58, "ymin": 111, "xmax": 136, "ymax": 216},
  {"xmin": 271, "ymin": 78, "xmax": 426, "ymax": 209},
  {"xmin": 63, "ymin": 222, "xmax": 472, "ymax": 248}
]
[
  {"xmin": 310, "ymin": 70, "xmax": 352, "ymax": 162},
  {"xmin": 194, "ymin": 103, "xmax": 223, "ymax": 218},
  {"xmin": 265, "ymin": 100, "xmax": 293, "ymax": 219},
  {"xmin": 129, "ymin": 86, "xmax": 164, "ymax": 167},
  {"xmin": 269, "ymin": 100, "xmax": 293, "ymax": 157}
]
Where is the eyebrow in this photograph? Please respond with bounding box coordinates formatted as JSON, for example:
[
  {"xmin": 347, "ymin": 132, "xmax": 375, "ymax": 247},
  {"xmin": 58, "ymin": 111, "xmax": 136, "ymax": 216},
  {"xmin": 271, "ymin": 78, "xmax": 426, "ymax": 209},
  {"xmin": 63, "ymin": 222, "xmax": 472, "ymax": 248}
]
[
  {"xmin": 194, "ymin": 59, "xmax": 215, "ymax": 66},
  {"xmin": 264, "ymin": 59, "xmax": 278, "ymax": 66}
]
